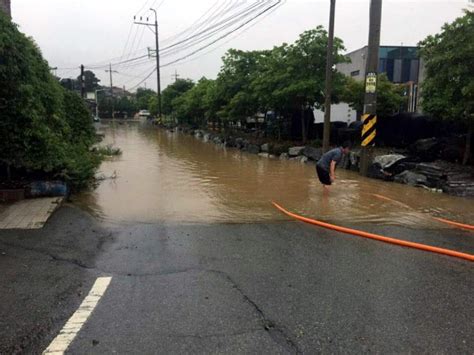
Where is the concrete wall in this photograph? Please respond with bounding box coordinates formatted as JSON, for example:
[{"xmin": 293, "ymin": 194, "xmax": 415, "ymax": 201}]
[{"xmin": 0, "ymin": 0, "xmax": 11, "ymax": 18}]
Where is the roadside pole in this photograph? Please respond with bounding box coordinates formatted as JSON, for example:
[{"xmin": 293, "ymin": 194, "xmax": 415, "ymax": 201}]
[
  {"xmin": 105, "ymin": 64, "xmax": 118, "ymax": 119},
  {"xmin": 360, "ymin": 0, "xmax": 382, "ymax": 176},
  {"xmin": 80, "ymin": 65, "xmax": 85, "ymax": 99},
  {"xmin": 135, "ymin": 8, "xmax": 161, "ymax": 118},
  {"xmin": 322, "ymin": 0, "xmax": 336, "ymax": 153}
]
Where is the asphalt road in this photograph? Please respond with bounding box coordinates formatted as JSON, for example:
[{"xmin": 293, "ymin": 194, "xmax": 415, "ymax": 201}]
[{"xmin": 0, "ymin": 204, "xmax": 473, "ymax": 354}]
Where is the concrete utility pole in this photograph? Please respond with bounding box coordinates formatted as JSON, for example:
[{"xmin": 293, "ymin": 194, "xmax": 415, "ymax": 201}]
[
  {"xmin": 135, "ymin": 9, "xmax": 161, "ymax": 117},
  {"xmin": 322, "ymin": 0, "xmax": 336, "ymax": 153},
  {"xmin": 106, "ymin": 63, "xmax": 118, "ymax": 93},
  {"xmin": 105, "ymin": 63, "xmax": 118, "ymax": 118},
  {"xmin": 0, "ymin": 0, "xmax": 11, "ymax": 19},
  {"xmin": 360, "ymin": 0, "xmax": 382, "ymax": 176},
  {"xmin": 80, "ymin": 65, "xmax": 85, "ymax": 98},
  {"xmin": 172, "ymin": 70, "xmax": 179, "ymax": 83}
]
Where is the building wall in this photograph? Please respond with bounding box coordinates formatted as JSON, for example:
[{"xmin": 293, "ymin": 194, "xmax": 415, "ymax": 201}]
[
  {"xmin": 335, "ymin": 45, "xmax": 424, "ymax": 113},
  {"xmin": 336, "ymin": 46, "xmax": 368, "ymax": 82},
  {"xmin": 313, "ymin": 103, "xmax": 357, "ymax": 124},
  {"xmin": 0, "ymin": 0, "xmax": 11, "ymax": 18}
]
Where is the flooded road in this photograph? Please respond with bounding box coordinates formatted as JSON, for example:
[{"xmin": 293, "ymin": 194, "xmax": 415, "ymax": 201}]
[{"xmin": 75, "ymin": 122, "xmax": 473, "ymax": 227}]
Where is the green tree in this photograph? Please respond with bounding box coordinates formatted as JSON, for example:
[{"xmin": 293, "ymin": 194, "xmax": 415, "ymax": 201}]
[
  {"xmin": 136, "ymin": 88, "xmax": 156, "ymax": 110},
  {"xmin": 251, "ymin": 27, "xmax": 347, "ymax": 142},
  {"xmin": 341, "ymin": 74, "xmax": 407, "ymax": 117},
  {"xmin": 174, "ymin": 78, "xmax": 214, "ymax": 127},
  {"xmin": 161, "ymin": 79, "xmax": 195, "ymax": 115},
  {"xmin": 59, "ymin": 77, "xmax": 79, "ymax": 92},
  {"xmin": 77, "ymin": 70, "xmax": 101, "ymax": 92},
  {"xmin": 116, "ymin": 96, "xmax": 137, "ymax": 118},
  {"xmin": 419, "ymin": 10, "xmax": 474, "ymax": 164},
  {"xmin": 215, "ymin": 49, "xmax": 269, "ymax": 129}
]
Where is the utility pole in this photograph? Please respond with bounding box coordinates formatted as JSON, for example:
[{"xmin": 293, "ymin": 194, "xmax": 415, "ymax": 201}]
[
  {"xmin": 106, "ymin": 63, "xmax": 118, "ymax": 93},
  {"xmin": 360, "ymin": 0, "xmax": 382, "ymax": 176},
  {"xmin": 105, "ymin": 63, "xmax": 118, "ymax": 118},
  {"xmin": 172, "ymin": 70, "xmax": 179, "ymax": 82},
  {"xmin": 135, "ymin": 9, "xmax": 161, "ymax": 117},
  {"xmin": 0, "ymin": 0, "xmax": 11, "ymax": 19},
  {"xmin": 80, "ymin": 65, "xmax": 85, "ymax": 98},
  {"xmin": 322, "ymin": 0, "xmax": 336, "ymax": 153}
]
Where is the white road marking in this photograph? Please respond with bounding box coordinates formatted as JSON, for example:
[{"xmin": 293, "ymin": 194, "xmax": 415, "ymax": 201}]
[{"xmin": 43, "ymin": 277, "xmax": 112, "ymax": 355}]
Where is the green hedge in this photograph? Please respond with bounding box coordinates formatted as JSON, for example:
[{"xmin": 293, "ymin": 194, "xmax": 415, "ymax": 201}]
[{"xmin": 0, "ymin": 13, "xmax": 101, "ymax": 190}]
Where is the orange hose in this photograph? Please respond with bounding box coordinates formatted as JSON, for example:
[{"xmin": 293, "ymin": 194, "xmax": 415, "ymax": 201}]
[
  {"xmin": 272, "ymin": 202, "xmax": 474, "ymax": 262},
  {"xmin": 433, "ymin": 217, "xmax": 474, "ymax": 231},
  {"xmin": 372, "ymin": 193, "xmax": 474, "ymax": 232}
]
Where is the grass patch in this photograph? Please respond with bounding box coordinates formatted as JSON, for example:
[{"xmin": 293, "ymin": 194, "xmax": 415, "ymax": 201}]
[{"xmin": 94, "ymin": 145, "xmax": 122, "ymax": 157}]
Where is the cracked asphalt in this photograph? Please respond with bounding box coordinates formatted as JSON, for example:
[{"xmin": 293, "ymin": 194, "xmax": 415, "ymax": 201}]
[{"xmin": 0, "ymin": 204, "xmax": 473, "ymax": 354}]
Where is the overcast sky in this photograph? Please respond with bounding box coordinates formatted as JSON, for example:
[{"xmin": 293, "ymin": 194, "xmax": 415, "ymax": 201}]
[{"xmin": 11, "ymin": 0, "xmax": 470, "ymax": 91}]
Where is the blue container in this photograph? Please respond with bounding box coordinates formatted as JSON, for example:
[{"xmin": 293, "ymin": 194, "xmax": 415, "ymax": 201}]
[{"xmin": 28, "ymin": 181, "xmax": 68, "ymax": 197}]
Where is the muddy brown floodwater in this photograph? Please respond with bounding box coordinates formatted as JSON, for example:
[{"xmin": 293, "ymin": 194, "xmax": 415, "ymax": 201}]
[{"xmin": 74, "ymin": 122, "xmax": 474, "ymax": 228}]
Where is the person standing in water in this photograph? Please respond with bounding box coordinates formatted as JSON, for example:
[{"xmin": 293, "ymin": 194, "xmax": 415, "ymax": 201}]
[{"xmin": 316, "ymin": 141, "xmax": 351, "ymax": 188}]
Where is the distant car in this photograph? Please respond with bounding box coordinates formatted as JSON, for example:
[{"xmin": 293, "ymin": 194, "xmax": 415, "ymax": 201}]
[
  {"xmin": 93, "ymin": 115, "xmax": 100, "ymax": 122},
  {"xmin": 138, "ymin": 110, "xmax": 151, "ymax": 118}
]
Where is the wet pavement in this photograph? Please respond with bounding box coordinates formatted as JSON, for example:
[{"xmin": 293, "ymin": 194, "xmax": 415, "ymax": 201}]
[{"xmin": 1, "ymin": 122, "xmax": 473, "ymax": 353}]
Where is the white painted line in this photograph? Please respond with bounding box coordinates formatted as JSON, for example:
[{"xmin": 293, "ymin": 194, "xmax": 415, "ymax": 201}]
[{"xmin": 43, "ymin": 277, "xmax": 112, "ymax": 355}]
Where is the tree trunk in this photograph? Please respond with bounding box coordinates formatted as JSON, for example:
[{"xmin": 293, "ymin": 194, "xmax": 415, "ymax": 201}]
[
  {"xmin": 301, "ymin": 105, "xmax": 307, "ymax": 144},
  {"xmin": 462, "ymin": 119, "xmax": 473, "ymax": 165},
  {"xmin": 306, "ymin": 108, "xmax": 312, "ymax": 142},
  {"xmin": 276, "ymin": 111, "xmax": 281, "ymax": 141}
]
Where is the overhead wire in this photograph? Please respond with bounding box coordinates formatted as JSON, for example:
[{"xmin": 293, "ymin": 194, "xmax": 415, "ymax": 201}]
[
  {"xmin": 55, "ymin": 0, "xmax": 281, "ymax": 90},
  {"xmin": 120, "ymin": 1, "xmax": 280, "ymax": 89},
  {"xmin": 163, "ymin": 0, "xmax": 246, "ymax": 52},
  {"xmin": 168, "ymin": 0, "xmax": 285, "ymax": 67},
  {"xmin": 161, "ymin": 0, "xmax": 282, "ymax": 68},
  {"xmin": 160, "ymin": 0, "xmax": 221, "ymax": 45},
  {"xmin": 128, "ymin": 67, "xmax": 157, "ymax": 91},
  {"xmin": 161, "ymin": 0, "xmax": 264, "ymax": 52},
  {"xmin": 176, "ymin": 0, "xmax": 237, "ymax": 42},
  {"xmin": 160, "ymin": 1, "xmax": 271, "ymax": 58}
]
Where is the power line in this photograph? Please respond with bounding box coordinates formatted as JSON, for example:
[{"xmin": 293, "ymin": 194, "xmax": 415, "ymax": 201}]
[
  {"xmin": 160, "ymin": 0, "xmax": 220, "ymax": 45},
  {"xmin": 122, "ymin": 0, "xmax": 281, "ymax": 88},
  {"xmin": 160, "ymin": 1, "xmax": 270, "ymax": 58},
  {"xmin": 57, "ymin": 0, "xmax": 281, "ymax": 90},
  {"xmin": 166, "ymin": 0, "xmax": 236, "ymax": 45},
  {"xmin": 118, "ymin": 23, "xmax": 135, "ymax": 63},
  {"xmin": 121, "ymin": 64, "xmax": 157, "ymax": 87},
  {"xmin": 161, "ymin": 1, "xmax": 282, "ymax": 68},
  {"xmin": 168, "ymin": 0, "xmax": 285, "ymax": 67},
  {"xmin": 85, "ymin": 54, "xmax": 149, "ymax": 70},
  {"xmin": 161, "ymin": 0, "xmax": 264, "ymax": 52},
  {"xmin": 135, "ymin": 0, "xmax": 153, "ymax": 17},
  {"xmin": 128, "ymin": 67, "xmax": 157, "ymax": 91}
]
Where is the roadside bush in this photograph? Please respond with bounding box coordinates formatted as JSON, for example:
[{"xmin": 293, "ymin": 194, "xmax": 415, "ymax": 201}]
[{"xmin": 0, "ymin": 13, "xmax": 100, "ymax": 189}]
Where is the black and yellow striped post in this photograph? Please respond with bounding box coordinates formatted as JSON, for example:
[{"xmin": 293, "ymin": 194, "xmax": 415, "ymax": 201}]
[
  {"xmin": 361, "ymin": 114, "xmax": 377, "ymax": 147},
  {"xmin": 360, "ymin": 0, "xmax": 382, "ymax": 176}
]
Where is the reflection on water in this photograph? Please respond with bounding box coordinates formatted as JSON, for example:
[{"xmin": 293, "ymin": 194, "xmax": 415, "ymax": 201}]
[{"xmin": 74, "ymin": 122, "xmax": 474, "ymax": 227}]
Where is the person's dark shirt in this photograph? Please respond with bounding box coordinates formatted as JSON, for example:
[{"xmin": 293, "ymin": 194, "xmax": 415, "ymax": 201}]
[{"xmin": 317, "ymin": 147, "xmax": 343, "ymax": 171}]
